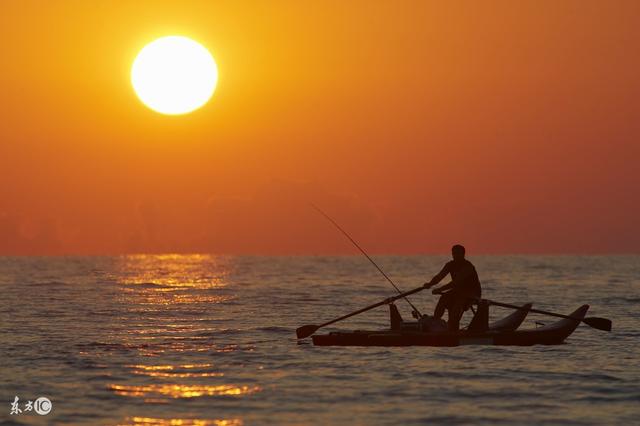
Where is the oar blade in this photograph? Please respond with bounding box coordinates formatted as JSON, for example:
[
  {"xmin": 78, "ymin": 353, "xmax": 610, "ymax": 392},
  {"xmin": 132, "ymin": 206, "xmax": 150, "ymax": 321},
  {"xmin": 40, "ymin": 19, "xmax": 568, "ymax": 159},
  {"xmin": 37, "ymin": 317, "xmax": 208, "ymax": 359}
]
[
  {"xmin": 296, "ymin": 324, "xmax": 319, "ymax": 339},
  {"xmin": 583, "ymin": 317, "xmax": 612, "ymax": 332}
]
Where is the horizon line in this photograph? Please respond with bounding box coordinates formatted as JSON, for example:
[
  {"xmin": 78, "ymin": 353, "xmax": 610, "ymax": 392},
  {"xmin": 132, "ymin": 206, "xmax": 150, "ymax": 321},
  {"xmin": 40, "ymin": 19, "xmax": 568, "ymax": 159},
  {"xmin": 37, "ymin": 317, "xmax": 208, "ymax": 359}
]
[{"xmin": 0, "ymin": 252, "xmax": 638, "ymax": 257}]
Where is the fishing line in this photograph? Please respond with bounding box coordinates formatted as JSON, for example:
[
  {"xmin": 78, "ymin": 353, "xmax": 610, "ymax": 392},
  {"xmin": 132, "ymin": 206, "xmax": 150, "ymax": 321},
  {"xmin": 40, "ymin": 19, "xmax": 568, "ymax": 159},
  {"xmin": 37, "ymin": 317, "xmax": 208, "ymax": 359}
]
[{"xmin": 311, "ymin": 204, "xmax": 422, "ymax": 317}]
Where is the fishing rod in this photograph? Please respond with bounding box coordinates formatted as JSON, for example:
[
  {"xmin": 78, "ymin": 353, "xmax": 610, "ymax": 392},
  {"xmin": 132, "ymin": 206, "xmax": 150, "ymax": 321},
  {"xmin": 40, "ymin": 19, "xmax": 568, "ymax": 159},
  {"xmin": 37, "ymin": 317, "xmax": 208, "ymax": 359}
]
[{"xmin": 311, "ymin": 204, "xmax": 423, "ymax": 317}]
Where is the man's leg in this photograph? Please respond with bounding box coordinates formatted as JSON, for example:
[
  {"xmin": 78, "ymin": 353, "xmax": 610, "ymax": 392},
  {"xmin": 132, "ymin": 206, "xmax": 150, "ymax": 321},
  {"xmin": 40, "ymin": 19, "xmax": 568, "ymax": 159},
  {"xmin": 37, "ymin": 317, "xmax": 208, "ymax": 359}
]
[
  {"xmin": 434, "ymin": 292, "xmax": 453, "ymax": 320},
  {"xmin": 447, "ymin": 298, "xmax": 465, "ymax": 332}
]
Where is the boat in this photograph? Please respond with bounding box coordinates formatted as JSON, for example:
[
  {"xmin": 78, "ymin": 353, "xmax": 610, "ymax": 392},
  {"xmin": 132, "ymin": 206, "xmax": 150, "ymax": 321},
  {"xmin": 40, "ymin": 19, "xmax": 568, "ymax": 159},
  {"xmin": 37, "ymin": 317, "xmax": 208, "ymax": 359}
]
[
  {"xmin": 311, "ymin": 305, "xmax": 589, "ymax": 347},
  {"xmin": 299, "ymin": 211, "xmax": 610, "ymax": 345}
]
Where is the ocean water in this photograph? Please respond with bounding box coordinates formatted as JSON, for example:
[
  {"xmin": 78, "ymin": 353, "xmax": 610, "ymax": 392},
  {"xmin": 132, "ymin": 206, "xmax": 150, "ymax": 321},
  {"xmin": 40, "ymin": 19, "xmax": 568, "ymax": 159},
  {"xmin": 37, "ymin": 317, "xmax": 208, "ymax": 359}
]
[{"xmin": 0, "ymin": 255, "xmax": 639, "ymax": 425}]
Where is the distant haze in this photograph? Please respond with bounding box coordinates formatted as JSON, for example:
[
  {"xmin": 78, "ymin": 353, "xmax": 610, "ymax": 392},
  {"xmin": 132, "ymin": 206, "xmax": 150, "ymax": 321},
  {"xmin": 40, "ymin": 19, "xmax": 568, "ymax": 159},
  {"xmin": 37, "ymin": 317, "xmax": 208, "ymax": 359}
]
[{"xmin": 1, "ymin": 1, "xmax": 639, "ymax": 255}]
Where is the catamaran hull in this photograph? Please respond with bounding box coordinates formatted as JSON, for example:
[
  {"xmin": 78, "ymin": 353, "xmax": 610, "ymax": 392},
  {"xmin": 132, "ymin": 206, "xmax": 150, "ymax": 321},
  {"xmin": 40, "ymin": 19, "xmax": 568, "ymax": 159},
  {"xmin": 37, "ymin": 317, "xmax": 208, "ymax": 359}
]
[{"xmin": 312, "ymin": 305, "xmax": 588, "ymax": 347}]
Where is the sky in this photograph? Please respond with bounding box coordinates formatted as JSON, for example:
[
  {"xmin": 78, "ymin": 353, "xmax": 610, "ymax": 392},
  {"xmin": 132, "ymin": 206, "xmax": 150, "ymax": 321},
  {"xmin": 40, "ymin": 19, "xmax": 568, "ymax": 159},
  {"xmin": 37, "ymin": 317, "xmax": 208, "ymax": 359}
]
[{"xmin": 0, "ymin": 1, "xmax": 639, "ymax": 255}]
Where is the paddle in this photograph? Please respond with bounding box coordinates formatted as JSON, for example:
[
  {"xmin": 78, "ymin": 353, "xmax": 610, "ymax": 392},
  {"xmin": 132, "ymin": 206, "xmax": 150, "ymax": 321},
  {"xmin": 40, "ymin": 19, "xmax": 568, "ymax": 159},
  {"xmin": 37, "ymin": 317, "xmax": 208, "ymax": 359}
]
[
  {"xmin": 482, "ymin": 299, "xmax": 612, "ymax": 332},
  {"xmin": 296, "ymin": 285, "xmax": 426, "ymax": 339}
]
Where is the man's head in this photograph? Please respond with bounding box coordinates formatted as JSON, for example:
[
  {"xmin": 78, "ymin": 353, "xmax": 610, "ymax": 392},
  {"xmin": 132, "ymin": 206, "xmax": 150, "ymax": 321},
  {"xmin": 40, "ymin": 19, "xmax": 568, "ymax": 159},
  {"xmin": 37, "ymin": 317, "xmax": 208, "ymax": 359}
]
[{"xmin": 451, "ymin": 244, "xmax": 466, "ymax": 261}]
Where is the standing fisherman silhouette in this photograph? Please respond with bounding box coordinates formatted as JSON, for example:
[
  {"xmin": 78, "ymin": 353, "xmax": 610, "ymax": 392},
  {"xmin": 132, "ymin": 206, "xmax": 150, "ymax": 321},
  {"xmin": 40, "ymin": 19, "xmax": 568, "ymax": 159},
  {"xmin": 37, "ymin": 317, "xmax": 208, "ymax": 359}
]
[{"xmin": 424, "ymin": 245, "xmax": 482, "ymax": 331}]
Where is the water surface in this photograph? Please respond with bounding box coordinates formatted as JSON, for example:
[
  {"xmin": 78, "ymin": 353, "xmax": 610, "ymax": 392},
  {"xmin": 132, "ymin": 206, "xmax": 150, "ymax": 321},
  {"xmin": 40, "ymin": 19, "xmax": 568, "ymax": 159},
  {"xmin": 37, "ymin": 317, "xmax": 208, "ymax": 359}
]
[{"xmin": 1, "ymin": 255, "xmax": 639, "ymax": 425}]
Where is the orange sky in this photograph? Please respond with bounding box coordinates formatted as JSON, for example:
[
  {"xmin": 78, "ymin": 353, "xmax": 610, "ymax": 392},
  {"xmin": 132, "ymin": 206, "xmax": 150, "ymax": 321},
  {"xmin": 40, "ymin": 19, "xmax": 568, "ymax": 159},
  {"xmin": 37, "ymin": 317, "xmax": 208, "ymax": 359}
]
[{"xmin": 1, "ymin": 1, "xmax": 639, "ymax": 255}]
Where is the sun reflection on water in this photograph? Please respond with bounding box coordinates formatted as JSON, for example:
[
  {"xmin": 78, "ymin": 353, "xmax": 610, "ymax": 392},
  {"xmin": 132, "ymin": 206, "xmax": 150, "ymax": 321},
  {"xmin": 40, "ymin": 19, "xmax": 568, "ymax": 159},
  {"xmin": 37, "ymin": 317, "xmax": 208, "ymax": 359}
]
[
  {"xmin": 128, "ymin": 364, "xmax": 224, "ymax": 378},
  {"xmin": 122, "ymin": 417, "xmax": 243, "ymax": 426},
  {"xmin": 114, "ymin": 254, "xmax": 234, "ymax": 305},
  {"xmin": 99, "ymin": 256, "xmax": 257, "ymax": 415},
  {"xmin": 102, "ymin": 254, "xmax": 237, "ymax": 356},
  {"xmin": 109, "ymin": 384, "xmax": 261, "ymax": 398},
  {"xmin": 114, "ymin": 254, "xmax": 233, "ymax": 291},
  {"xmin": 130, "ymin": 363, "xmax": 214, "ymax": 370}
]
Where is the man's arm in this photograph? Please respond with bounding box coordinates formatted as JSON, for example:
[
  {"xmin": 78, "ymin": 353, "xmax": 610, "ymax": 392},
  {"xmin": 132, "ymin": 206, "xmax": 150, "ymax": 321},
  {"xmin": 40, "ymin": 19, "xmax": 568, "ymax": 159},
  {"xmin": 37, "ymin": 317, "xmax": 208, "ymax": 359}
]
[
  {"xmin": 433, "ymin": 263, "xmax": 475, "ymax": 293},
  {"xmin": 424, "ymin": 263, "xmax": 450, "ymax": 288},
  {"xmin": 433, "ymin": 281, "xmax": 454, "ymax": 293}
]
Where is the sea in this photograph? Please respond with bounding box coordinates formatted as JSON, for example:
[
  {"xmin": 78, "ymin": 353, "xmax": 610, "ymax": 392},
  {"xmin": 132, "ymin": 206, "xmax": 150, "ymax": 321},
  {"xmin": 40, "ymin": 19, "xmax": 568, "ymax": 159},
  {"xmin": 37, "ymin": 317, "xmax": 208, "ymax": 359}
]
[{"xmin": 1, "ymin": 255, "xmax": 638, "ymax": 425}]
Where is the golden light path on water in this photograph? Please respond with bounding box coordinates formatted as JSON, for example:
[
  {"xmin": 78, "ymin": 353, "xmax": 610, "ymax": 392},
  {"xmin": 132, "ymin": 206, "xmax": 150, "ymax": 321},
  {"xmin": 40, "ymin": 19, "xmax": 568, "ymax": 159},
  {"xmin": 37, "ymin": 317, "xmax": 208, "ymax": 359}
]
[
  {"xmin": 103, "ymin": 254, "xmax": 260, "ymax": 421},
  {"xmin": 122, "ymin": 417, "xmax": 243, "ymax": 425},
  {"xmin": 129, "ymin": 363, "xmax": 225, "ymax": 378},
  {"xmin": 107, "ymin": 255, "xmax": 238, "ymax": 356},
  {"xmin": 109, "ymin": 384, "xmax": 261, "ymax": 398}
]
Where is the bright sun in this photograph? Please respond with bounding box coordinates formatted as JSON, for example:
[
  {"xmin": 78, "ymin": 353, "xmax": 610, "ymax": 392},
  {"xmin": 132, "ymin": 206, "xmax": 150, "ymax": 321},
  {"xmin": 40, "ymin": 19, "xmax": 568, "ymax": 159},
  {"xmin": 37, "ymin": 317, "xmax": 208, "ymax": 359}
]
[{"xmin": 131, "ymin": 36, "xmax": 218, "ymax": 115}]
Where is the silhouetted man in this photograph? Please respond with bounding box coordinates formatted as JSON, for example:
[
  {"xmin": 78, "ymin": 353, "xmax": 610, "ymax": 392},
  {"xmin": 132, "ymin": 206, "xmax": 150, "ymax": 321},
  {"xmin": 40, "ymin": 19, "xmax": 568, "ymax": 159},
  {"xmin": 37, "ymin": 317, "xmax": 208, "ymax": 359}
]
[{"xmin": 423, "ymin": 245, "xmax": 482, "ymax": 331}]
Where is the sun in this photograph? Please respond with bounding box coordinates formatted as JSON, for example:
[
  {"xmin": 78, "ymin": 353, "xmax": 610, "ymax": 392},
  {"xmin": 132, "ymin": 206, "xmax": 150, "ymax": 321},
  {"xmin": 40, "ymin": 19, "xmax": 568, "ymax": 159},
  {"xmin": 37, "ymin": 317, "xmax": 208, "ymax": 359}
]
[{"xmin": 131, "ymin": 36, "xmax": 218, "ymax": 115}]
